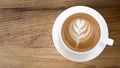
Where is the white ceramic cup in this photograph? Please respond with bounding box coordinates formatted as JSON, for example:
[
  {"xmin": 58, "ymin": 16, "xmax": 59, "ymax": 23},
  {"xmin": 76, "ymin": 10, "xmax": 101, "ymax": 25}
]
[{"xmin": 52, "ymin": 6, "xmax": 114, "ymax": 62}]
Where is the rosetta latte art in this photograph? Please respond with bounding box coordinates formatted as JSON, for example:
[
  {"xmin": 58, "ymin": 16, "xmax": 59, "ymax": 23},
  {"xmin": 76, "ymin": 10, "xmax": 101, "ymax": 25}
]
[
  {"xmin": 61, "ymin": 13, "xmax": 101, "ymax": 52},
  {"xmin": 69, "ymin": 19, "xmax": 91, "ymax": 47}
]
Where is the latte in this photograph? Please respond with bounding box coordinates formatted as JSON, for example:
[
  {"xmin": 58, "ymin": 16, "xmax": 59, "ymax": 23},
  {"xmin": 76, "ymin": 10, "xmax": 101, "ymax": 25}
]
[{"xmin": 61, "ymin": 13, "xmax": 101, "ymax": 52}]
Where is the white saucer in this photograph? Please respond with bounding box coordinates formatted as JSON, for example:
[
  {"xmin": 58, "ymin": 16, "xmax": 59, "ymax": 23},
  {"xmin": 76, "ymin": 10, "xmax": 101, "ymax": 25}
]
[{"xmin": 52, "ymin": 6, "xmax": 108, "ymax": 62}]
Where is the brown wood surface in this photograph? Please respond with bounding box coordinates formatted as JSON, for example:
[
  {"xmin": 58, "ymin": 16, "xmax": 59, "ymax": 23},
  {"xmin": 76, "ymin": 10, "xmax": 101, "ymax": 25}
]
[
  {"xmin": 0, "ymin": 0, "xmax": 119, "ymax": 9},
  {"xmin": 0, "ymin": 0, "xmax": 120, "ymax": 68}
]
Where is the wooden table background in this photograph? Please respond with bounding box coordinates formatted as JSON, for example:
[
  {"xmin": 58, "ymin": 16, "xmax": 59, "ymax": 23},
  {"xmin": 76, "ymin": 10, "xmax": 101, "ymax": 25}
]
[{"xmin": 0, "ymin": 0, "xmax": 120, "ymax": 68}]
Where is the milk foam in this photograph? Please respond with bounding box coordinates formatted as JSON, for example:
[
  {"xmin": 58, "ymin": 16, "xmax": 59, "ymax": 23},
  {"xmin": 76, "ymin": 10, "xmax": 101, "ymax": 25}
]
[
  {"xmin": 61, "ymin": 13, "xmax": 100, "ymax": 52},
  {"xmin": 69, "ymin": 19, "xmax": 91, "ymax": 45}
]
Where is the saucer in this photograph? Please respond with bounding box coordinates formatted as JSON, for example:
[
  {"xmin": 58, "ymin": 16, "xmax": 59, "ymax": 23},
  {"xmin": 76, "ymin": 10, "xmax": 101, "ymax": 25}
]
[{"xmin": 52, "ymin": 6, "xmax": 108, "ymax": 62}]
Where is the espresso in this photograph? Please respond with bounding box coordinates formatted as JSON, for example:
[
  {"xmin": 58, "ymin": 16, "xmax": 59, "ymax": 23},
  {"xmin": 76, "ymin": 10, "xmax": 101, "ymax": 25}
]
[{"xmin": 61, "ymin": 13, "xmax": 101, "ymax": 52}]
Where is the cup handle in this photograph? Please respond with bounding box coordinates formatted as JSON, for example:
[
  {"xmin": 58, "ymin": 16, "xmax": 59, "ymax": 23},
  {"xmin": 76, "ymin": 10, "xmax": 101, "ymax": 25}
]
[{"xmin": 103, "ymin": 38, "xmax": 114, "ymax": 46}]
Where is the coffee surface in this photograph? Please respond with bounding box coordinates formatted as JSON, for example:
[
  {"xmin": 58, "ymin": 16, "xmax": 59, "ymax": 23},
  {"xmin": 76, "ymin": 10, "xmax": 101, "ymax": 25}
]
[{"xmin": 61, "ymin": 13, "xmax": 101, "ymax": 52}]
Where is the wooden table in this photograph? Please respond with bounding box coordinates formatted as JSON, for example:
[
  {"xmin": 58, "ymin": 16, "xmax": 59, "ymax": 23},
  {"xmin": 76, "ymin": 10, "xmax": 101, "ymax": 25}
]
[{"xmin": 0, "ymin": 0, "xmax": 120, "ymax": 68}]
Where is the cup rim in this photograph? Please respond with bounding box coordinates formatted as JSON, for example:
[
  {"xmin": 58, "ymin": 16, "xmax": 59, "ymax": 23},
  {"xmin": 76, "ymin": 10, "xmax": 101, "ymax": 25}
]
[{"xmin": 59, "ymin": 6, "xmax": 108, "ymax": 54}]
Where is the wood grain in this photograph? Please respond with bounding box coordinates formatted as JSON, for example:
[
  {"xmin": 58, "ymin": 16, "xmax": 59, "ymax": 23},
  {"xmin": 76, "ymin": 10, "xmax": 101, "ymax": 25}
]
[
  {"xmin": 0, "ymin": 0, "xmax": 119, "ymax": 9},
  {"xmin": 0, "ymin": 0, "xmax": 120, "ymax": 68}
]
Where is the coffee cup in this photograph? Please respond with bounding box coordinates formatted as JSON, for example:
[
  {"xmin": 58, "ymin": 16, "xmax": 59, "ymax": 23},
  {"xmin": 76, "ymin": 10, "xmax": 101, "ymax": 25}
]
[{"xmin": 52, "ymin": 6, "xmax": 114, "ymax": 62}]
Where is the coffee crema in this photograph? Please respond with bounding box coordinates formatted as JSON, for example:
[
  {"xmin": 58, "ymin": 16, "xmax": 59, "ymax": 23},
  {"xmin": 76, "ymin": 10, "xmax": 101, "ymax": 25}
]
[{"xmin": 61, "ymin": 13, "xmax": 101, "ymax": 52}]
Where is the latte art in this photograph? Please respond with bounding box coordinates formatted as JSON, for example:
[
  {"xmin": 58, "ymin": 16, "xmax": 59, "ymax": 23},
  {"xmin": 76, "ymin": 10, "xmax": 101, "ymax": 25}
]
[
  {"xmin": 61, "ymin": 13, "xmax": 100, "ymax": 52},
  {"xmin": 69, "ymin": 19, "xmax": 91, "ymax": 47}
]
